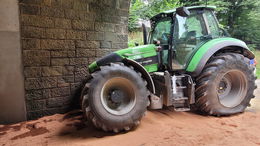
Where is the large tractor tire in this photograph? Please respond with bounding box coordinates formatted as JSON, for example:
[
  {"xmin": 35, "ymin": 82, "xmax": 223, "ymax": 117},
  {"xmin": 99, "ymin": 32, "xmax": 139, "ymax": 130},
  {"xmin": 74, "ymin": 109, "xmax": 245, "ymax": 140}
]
[
  {"xmin": 195, "ymin": 53, "xmax": 256, "ymax": 116},
  {"xmin": 81, "ymin": 63, "xmax": 149, "ymax": 132}
]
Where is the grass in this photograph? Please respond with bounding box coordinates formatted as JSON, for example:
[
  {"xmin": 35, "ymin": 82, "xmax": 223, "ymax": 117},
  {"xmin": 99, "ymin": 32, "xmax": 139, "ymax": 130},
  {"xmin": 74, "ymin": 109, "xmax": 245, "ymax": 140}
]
[{"xmin": 252, "ymin": 49, "xmax": 260, "ymax": 78}]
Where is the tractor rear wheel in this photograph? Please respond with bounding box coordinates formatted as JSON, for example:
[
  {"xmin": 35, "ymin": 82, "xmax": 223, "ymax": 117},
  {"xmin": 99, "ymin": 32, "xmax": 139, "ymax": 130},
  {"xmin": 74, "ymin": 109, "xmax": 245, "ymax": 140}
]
[
  {"xmin": 81, "ymin": 63, "xmax": 149, "ymax": 132},
  {"xmin": 195, "ymin": 53, "xmax": 256, "ymax": 116}
]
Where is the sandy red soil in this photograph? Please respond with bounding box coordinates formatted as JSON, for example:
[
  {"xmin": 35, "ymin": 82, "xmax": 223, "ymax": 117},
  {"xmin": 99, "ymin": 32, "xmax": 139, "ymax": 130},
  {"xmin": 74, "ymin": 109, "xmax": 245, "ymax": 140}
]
[{"xmin": 1, "ymin": 85, "xmax": 260, "ymax": 146}]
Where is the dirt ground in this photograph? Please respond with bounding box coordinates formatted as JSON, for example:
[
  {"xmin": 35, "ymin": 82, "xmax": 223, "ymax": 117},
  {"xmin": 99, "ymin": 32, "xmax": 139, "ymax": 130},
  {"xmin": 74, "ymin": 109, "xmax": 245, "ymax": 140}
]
[{"xmin": 1, "ymin": 81, "xmax": 260, "ymax": 146}]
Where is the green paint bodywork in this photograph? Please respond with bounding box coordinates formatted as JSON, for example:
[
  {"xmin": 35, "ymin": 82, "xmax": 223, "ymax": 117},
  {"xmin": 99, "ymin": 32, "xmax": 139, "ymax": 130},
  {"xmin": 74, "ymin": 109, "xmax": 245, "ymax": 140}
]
[
  {"xmin": 88, "ymin": 44, "xmax": 158, "ymax": 73},
  {"xmin": 186, "ymin": 37, "xmax": 248, "ymax": 72},
  {"xmin": 116, "ymin": 44, "xmax": 158, "ymax": 72},
  {"xmin": 115, "ymin": 44, "xmax": 157, "ymax": 59},
  {"xmin": 89, "ymin": 61, "xmax": 98, "ymax": 73}
]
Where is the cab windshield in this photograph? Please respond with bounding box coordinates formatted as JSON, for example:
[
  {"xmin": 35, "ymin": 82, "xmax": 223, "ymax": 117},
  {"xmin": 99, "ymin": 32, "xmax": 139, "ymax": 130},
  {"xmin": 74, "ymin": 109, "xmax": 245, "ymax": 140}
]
[{"xmin": 150, "ymin": 18, "xmax": 172, "ymax": 45}]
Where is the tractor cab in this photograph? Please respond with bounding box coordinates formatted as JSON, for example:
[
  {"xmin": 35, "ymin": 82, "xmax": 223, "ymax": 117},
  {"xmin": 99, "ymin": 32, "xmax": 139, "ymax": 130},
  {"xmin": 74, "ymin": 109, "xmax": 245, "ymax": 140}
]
[{"xmin": 149, "ymin": 6, "xmax": 222, "ymax": 71}]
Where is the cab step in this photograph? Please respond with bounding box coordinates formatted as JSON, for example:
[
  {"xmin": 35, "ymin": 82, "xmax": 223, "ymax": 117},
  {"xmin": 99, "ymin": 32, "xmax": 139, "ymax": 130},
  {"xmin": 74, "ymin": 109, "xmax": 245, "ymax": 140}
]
[{"xmin": 174, "ymin": 108, "xmax": 190, "ymax": 112}]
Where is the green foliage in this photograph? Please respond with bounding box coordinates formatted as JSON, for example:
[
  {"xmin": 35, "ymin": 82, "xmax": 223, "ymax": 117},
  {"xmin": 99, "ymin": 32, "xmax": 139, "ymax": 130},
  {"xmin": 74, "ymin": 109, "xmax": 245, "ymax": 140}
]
[
  {"xmin": 129, "ymin": 0, "xmax": 260, "ymax": 49},
  {"xmin": 128, "ymin": 0, "xmax": 144, "ymax": 32},
  {"xmin": 141, "ymin": 0, "xmax": 180, "ymax": 19},
  {"xmin": 128, "ymin": 0, "xmax": 180, "ymax": 32},
  {"xmin": 179, "ymin": 0, "xmax": 260, "ymax": 49}
]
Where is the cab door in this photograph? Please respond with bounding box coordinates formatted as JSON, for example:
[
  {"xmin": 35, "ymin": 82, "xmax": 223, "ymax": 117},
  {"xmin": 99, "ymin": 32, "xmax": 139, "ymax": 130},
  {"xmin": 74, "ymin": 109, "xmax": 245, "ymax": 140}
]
[{"xmin": 172, "ymin": 9, "xmax": 210, "ymax": 70}]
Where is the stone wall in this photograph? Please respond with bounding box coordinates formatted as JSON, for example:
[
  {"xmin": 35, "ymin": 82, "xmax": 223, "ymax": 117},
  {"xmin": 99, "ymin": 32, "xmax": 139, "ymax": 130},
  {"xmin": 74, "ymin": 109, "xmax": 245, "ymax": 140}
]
[{"xmin": 19, "ymin": 0, "xmax": 130, "ymax": 120}]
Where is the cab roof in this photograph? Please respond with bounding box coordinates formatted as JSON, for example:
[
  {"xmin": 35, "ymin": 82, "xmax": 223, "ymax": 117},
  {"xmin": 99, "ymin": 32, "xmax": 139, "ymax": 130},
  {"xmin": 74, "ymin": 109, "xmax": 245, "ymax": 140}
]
[
  {"xmin": 163, "ymin": 5, "xmax": 216, "ymax": 14},
  {"xmin": 151, "ymin": 5, "xmax": 216, "ymax": 21}
]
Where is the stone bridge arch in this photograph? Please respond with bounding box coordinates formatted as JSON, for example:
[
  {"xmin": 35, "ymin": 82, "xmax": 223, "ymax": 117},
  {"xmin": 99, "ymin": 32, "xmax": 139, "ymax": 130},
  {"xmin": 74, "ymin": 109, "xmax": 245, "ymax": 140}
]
[{"xmin": 0, "ymin": 0, "xmax": 131, "ymax": 123}]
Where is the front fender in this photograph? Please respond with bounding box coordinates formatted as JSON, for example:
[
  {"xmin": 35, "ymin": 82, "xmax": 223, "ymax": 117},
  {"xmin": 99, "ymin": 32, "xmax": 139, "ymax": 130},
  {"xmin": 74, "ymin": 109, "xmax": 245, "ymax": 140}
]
[
  {"xmin": 88, "ymin": 53, "xmax": 123, "ymax": 73},
  {"xmin": 123, "ymin": 58, "xmax": 155, "ymax": 94}
]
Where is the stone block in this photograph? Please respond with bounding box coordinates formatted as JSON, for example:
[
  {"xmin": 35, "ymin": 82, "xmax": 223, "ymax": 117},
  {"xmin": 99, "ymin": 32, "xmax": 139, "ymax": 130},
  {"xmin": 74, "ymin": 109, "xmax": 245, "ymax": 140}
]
[
  {"xmin": 41, "ymin": 39, "xmax": 75, "ymax": 50},
  {"xmin": 118, "ymin": 10, "xmax": 129, "ymax": 17},
  {"xmin": 73, "ymin": 0, "xmax": 89, "ymax": 11},
  {"xmin": 58, "ymin": 75, "xmax": 74, "ymax": 84},
  {"xmin": 41, "ymin": 77, "xmax": 57, "ymax": 88},
  {"xmin": 100, "ymin": 41, "xmax": 112, "ymax": 48},
  {"xmin": 26, "ymin": 100, "xmax": 45, "ymax": 111},
  {"xmin": 47, "ymin": 97, "xmax": 64, "ymax": 108},
  {"xmin": 50, "ymin": 87, "xmax": 70, "ymax": 97},
  {"xmin": 104, "ymin": 32, "xmax": 117, "ymax": 42},
  {"xmin": 69, "ymin": 58, "xmax": 88, "ymax": 65},
  {"xmin": 62, "ymin": 66, "xmax": 74, "ymax": 75},
  {"xmin": 43, "ymin": 89, "xmax": 51, "ymax": 98},
  {"xmin": 76, "ymin": 49, "xmax": 96, "ymax": 57},
  {"xmin": 23, "ymin": 50, "xmax": 50, "ymax": 66},
  {"xmin": 75, "ymin": 40, "xmax": 99, "ymax": 48},
  {"xmin": 115, "ymin": 24, "xmax": 128, "ymax": 34},
  {"xmin": 96, "ymin": 49, "xmax": 111, "ymax": 57},
  {"xmin": 54, "ymin": 18, "xmax": 71, "ymax": 29},
  {"xmin": 51, "ymin": 58, "xmax": 70, "ymax": 66},
  {"xmin": 41, "ymin": 6, "xmax": 64, "ymax": 18},
  {"xmin": 21, "ymin": 15, "xmax": 55, "ymax": 28},
  {"xmin": 57, "ymin": 80, "xmax": 70, "ymax": 87},
  {"xmin": 68, "ymin": 51, "xmax": 76, "ymax": 57},
  {"xmin": 21, "ymin": 26, "xmax": 45, "ymax": 38},
  {"xmin": 87, "ymin": 32, "xmax": 104, "ymax": 41},
  {"xmin": 24, "ymin": 67, "xmax": 41, "ymax": 78},
  {"xmin": 66, "ymin": 30, "xmax": 86, "ymax": 40},
  {"xmin": 25, "ymin": 78, "xmax": 42, "ymax": 90},
  {"xmin": 19, "ymin": 0, "xmax": 43, "ymax": 5},
  {"xmin": 116, "ymin": 34, "xmax": 128, "ymax": 42},
  {"xmin": 20, "ymin": 4, "xmax": 40, "ymax": 15},
  {"xmin": 119, "ymin": 0, "xmax": 130, "ymax": 10},
  {"xmin": 95, "ymin": 22, "xmax": 114, "ymax": 32},
  {"xmin": 45, "ymin": 29, "xmax": 66, "ymax": 39},
  {"xmin": 60, "ymin": 0, "xmax": 74, "ymax": 9},
  {"xmin": 74, "ymin": 66, "xmax": 88, "ymax": 82},
  {"xmin": 101, "ymin": 15, "xmax": 121, "ymax": 24},
  {"xmin": 72, "ymin": 20, "xmax": 94, "ymax": 30},
  {"xmin": 22, "ymin": 39, "xmax": 41, "ymax": 50},
  {"xmin": 25, "ymin": 90, "xmax": 43, "ymax": 100},
  {"xmin": 42, "ymin": 66, "xmax": 63, "ymax": 77},
  {"xmin": 51, "ymin": 50, "xmax": 68, "ymax": 57}
]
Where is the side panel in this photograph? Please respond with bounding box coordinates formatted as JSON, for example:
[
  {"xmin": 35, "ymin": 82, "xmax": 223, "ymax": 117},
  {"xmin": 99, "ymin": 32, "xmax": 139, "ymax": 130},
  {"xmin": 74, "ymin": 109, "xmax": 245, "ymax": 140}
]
[
  {"xmin": 186, "ymin": 37, "xmax": 254, "ymax": 76},
  {"xmin": 116, "ymin": 45, "xmax": 158, "ymax": 73}
]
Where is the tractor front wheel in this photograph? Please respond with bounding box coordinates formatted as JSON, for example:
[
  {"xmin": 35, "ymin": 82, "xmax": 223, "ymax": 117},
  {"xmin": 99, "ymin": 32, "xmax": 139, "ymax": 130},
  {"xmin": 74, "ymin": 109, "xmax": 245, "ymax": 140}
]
[
  {"xmin": 81, "ymin": 63, "xmax": 149, "ymax": 132},
  {"xmin": 195, "ymin": 53, "xmax": 256, "ymax": 116}
]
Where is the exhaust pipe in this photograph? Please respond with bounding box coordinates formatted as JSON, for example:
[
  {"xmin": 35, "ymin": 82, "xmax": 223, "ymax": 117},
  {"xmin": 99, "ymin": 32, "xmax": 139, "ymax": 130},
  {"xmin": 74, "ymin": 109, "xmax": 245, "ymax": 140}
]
[{"xmin": 142, "ymin": 23, "xmax": 148, "ymax": 45}]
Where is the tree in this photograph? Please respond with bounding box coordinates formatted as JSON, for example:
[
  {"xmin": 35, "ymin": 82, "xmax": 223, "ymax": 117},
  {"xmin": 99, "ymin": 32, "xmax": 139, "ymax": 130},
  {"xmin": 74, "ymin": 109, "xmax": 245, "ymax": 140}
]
[
  {"xmin": 129, "ymin": 0, "xmax": 260, "ymax": 48},
  {"xmin": 180, "ymin": 0, "xmax": 260, "ymax": 48}
]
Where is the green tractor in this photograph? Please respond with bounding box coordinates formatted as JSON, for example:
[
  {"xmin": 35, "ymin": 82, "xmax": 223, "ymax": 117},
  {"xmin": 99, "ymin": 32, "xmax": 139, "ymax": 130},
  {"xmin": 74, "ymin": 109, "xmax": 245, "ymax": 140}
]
[{"xmin": 80, "ymin": 6, "xmax": 256, "ymax": 132}]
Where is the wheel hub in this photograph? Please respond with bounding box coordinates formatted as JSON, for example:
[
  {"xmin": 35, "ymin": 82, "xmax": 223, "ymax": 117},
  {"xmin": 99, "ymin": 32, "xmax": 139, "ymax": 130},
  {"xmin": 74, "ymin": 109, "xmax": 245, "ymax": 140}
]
[
  {"xmin": 217, "ymin": 70, "xmax": 248, "ymax": 108},
  {"xmin": 218, "ymin": 77, "xmax": 231, "ymax": 98},
  {"xmin": 101, "ymin": 77, "xmax": 136, "ymax": 115},
  {"xmin": 110, "ymin": 89, "xmax": 125, "ymax": 104}
]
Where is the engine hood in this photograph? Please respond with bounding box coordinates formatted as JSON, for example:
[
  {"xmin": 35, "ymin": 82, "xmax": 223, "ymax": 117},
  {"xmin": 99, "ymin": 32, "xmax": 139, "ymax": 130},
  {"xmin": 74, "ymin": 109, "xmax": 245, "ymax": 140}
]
[{"xmin": 88, "ymin": 44, "xmax": 157, "ymax": 73}]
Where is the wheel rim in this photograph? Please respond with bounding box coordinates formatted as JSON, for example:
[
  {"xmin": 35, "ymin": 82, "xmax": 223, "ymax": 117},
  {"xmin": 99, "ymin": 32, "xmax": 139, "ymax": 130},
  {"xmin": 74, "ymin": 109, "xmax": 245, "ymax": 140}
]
[
  {"xmin": 101, "ymin": 77, "xmax": 136, "ymax": 115},
  {"xmin": 217, "ymin": 70, "xmax": 248, "ymax": 108}
]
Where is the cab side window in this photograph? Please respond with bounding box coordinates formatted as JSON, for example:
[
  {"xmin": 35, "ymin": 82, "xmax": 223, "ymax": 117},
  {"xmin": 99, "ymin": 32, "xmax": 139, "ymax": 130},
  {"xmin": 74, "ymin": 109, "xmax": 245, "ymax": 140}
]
[
  {"xmin": 204, "ymin": 10, "xmax": 220, "ymax": 38},
  {"xmin": 173, "ymin": 10, "xmax": 207, "ymax": 69}
]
